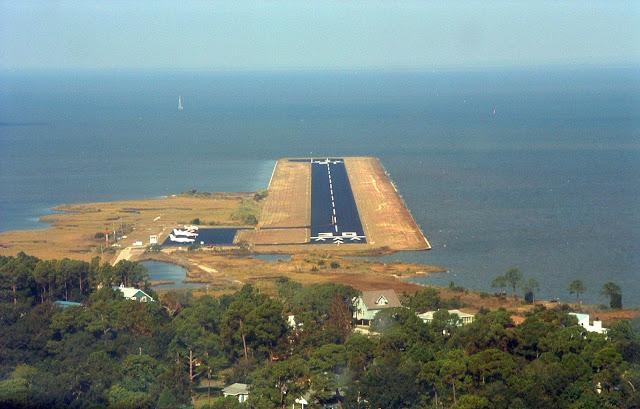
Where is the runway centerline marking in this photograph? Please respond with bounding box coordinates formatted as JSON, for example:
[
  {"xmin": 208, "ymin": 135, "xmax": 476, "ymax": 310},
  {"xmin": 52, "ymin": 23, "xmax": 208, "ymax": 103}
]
[{"xmin": 309, "ymin": 157, "xmax": 366, "ymax": 244}]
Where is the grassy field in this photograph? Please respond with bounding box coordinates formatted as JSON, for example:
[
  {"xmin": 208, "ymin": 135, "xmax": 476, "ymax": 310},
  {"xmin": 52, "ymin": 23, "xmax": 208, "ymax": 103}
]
[{"xmin": 0, "ymin": 193, "xmax": 253, "ymax": 262}]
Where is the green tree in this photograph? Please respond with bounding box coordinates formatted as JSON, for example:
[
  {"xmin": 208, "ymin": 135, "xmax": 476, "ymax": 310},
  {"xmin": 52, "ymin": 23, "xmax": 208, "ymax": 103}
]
[
  {"xmin": 503, "ymin": 268, "xmax": 522, "ymax": 298},
  {"xmin": 568, "ymin": 279, "xmax": 586, "ymax": 303},
  {"xmin": 601, "ymin": 282, "xmax": 622, "ymax": 309},
  {"xmin": 222, "ymin": 285, "xmax": 288, "ymax": 363},
  {"xmin": 403, "ymin": 287, "xmax": 442, "ymax": 312},
  {"xmin": 345, "ymin": 335, "xmax": 375, "ymax": 379},
  {"xmin": 491, "ymin": 275, "xmax": 507, "ymax": 295},
  {"xmin": 451, "ymin": 394, "xmax": 490, "ymax": 409},
  {"xmin": 107, "ymin": 384, "xmax": 153, "ymax": 409},
  {"xmin": 522, "ymin": 278, "xmax": 540, "ymax": 303},
  {"xmin": 360, "ymin": 354, "xmax": 421, "ymax": 409},
  {"xmin": 250, "ymin": 357, "xmax": 309, "ymax": 408},
  {"xmin": 439, "ymin": 350, "xmax": 467, "ymax": 404},
  {"xmin": 467, "ymin": 348, "xmax": 515, "ymax": 385}
]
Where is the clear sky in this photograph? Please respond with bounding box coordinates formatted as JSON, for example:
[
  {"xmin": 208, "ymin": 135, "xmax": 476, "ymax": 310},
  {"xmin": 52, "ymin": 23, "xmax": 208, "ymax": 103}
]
[{"xmin": 1, "ymin": 0, "xmax": 638, "ymax": 71}]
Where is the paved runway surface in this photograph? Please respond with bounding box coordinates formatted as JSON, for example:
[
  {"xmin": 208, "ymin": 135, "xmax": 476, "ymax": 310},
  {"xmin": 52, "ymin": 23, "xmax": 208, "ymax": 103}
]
[
  {"xmin": 163, "ymin": 228, "xmax": 240, "ymax": 246},
  {"xmin": 309, "ymin": 158, "xmax": 366, "ymax": 244}
]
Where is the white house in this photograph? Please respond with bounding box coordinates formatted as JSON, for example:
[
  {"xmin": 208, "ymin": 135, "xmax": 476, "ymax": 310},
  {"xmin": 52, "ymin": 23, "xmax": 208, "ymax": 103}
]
[
  {"xmin": 287, "ymin": 314, "xmax": 303, "ymax": 330},
  {"xmin": 222, "ymin": 383, "xmax": 249, "ymax": 403},
  {"xmin": 294, "ymin": 390, "xmax": 342, "ymax": 409},
  {"xmin": 418, "ymin": 309, "xmax": 475, "ymax": 326},
  {"xmin": 113, "ymin": 284, "xmax": 154, "ymax": 303},
  {"xmin": 569, "ymin": 313, "xmax": 607, "ymax": 334},
  {"xmin": 353, "ymin": 289, "xmax": 402, "ymax": 325}
]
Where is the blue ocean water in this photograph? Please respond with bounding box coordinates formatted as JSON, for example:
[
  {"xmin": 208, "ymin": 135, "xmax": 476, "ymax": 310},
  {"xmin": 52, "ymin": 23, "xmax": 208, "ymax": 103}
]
[{"xmin": 1, "ymin": 68, "xmax": 638, "ymax": 305}]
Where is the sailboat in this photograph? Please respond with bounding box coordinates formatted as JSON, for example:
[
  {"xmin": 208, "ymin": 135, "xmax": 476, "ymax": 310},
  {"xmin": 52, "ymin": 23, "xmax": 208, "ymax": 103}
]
[{"xmin": 178, "ymin": 96, "xmax": 184, "ymax": 111}]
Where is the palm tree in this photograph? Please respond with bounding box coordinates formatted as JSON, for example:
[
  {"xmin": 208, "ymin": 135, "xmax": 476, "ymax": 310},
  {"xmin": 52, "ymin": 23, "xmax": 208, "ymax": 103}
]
[
  {"xmin": 601, "ymin": 282, "xmax": 622, "ymax": 309},
  {"xmin": 568, "ymin": 280, "xmax": 586, "ymax": 303}
]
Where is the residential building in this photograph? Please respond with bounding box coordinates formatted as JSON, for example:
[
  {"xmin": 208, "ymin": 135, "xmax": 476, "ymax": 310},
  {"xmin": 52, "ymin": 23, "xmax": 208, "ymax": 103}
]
[
  {"xmin": 353, "ymin": 289, "xmax": 402, "ymax": 325},
  {"xmin": 418, "ymin": 309, "xmax": 475, "ymax": 326},
  {"xmin": 569, "ymin": 312, "xmax": 607, "ymax": 334},
  {"xmin": 53, "ymin": 300, "xmax": 82, "ymax": 309},
  {"xmin": 222, "ymin": 383, "xmax": 249, "ymax": 403},
  {"xmin": 294, "ymin": 389, "xmax": 342, "ymax": 409},
  {"xmin": 113, "ymin": 284, "xmax": 154, "ymax": 303}
]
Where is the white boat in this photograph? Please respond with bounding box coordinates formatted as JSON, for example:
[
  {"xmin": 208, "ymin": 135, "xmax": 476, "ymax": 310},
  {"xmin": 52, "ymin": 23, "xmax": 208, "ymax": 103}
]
[
  {"xmin": 173, "ymin": 228, "xmax": 198, "ymax": 237},
  {"xmin": 183, "ymin": 225, "xmax": 199, "ymax": 231},
  {"xmin": 169, "ymin": 233, "xmax": 195, "ymax": 243},
  {"xmin": 178, "ymin": 96, "xmax": 184, "ymax": 111}
]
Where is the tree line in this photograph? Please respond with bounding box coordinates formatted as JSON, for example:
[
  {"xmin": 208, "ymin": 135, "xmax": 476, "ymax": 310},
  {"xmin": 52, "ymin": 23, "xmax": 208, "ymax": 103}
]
[
  {"xmin": 0, "ymin": 254, "xmax": 638, "ymax": 408},
  {"xmin": 491, "ymin": 267, "xmax": 624, "ymax": 308}
]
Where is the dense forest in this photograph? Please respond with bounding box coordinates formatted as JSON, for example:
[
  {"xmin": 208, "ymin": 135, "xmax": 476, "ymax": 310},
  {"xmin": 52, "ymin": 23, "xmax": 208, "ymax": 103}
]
[{"xmin": 1, "ymin": 253, "xmax": 639, "ymax": 409}]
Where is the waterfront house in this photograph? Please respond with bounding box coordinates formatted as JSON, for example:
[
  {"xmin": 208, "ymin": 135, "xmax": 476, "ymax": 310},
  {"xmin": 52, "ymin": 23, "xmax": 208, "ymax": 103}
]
[
  {"xmin": 569, "ymin": 312, "xmax": 607, "ymax": 334},
  {"xmin": 418, "ymin": 309, "xmax": 475, "ymax": 326},
  {"xmin": 222, "ymin": 383, "xmax": 249, "ymax": 403},
  {"xmin": 353, "ymin": 289, "xmax": 402, "ymax": 325},
  {"xmin": 113, "ymin": 284, "xmax": 154, "ymax": 303}
]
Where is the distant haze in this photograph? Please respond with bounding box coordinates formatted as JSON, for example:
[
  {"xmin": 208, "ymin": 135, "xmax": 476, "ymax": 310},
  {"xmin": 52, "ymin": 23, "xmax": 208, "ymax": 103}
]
[{"xmin": 1, "ymin": 0, "xmax": 639, "ymax": 71}]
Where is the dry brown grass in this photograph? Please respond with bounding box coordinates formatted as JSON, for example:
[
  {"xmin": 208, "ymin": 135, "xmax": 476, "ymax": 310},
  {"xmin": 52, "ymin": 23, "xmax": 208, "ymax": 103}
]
[
  {"xmin": 237, "ymin": 228, "xmax": 309, "ymax": 245},
  {"xmin": 344, "ymin": 157, "xmax": 430, "ymax": 251},
  {"xmin": 0, "ymin": 194, "xmax": 251, "ymax": 262},
  {"xmin": 157, "ymin": 250, "xmax": 445, "ymax": 297},
  {"xmin": 258, "ymin": 160, "xmax": 310, "ymax": 228}
]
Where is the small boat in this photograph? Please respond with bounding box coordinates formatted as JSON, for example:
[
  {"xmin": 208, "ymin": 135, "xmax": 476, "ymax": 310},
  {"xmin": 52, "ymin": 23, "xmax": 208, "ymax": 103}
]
[{"xmin": 178, "ymin": 96, "xmax": 184, "ymax": 111}]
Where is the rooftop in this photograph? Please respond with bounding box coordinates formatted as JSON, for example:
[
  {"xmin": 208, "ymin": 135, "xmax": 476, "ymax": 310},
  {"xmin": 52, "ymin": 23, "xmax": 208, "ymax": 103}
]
[
  {"xmin": 53, "ymin": 300, "xmax": 83, "ymax": 309},
  {"xmin": 360, "ymin": 289, "xmax": 402, "ymax": 310},
  {"xmin": 222, "ymin": 383, "xmax": 249, "ymax": 396}
]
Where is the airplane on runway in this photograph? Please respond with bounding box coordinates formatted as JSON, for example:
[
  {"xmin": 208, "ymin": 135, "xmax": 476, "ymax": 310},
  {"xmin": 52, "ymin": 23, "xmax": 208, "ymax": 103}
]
[
  {"xmin": 173, "ymin": 228, "xmax": 198, "ymax": 237},
  {"xmin": 169, "ymin": 234, "xmax": 196, "ymax": 243}
]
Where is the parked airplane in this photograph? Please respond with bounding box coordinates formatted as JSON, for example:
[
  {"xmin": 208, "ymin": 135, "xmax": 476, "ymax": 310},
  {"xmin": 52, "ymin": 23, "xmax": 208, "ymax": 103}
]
[
  {"xmin": 173, "ymin": 228, "xmax": 198, "ymax": 237},
  {"xmin": 169, "ymin": 234, "xmax": 195, "ymax": 243}
]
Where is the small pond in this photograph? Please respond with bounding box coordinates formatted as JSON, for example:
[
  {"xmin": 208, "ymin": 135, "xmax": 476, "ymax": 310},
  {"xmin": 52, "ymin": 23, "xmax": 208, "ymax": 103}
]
[
  {"xmin": 253, "ymin": 254, "xmax": 291, "ymax": 262},
  {"xmin": 141, "ymin": 260, "xmax": 206, "ymax": 289}
]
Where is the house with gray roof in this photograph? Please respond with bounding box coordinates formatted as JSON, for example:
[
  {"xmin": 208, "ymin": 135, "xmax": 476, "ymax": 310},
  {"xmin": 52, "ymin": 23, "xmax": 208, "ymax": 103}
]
[
  {"xmin": 353, "ymin": 289, "xmax": 402, "ymax": 325},
  {"xmin": 222, "ymin": 383, "xmax": 249, "ymax": 403}
]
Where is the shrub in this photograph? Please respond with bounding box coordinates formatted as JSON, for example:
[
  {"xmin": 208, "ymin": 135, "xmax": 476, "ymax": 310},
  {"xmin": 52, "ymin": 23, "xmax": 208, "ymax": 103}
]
[{"xmin": 330, "ymin": 261, "xmax": 340, "ymax": 269}]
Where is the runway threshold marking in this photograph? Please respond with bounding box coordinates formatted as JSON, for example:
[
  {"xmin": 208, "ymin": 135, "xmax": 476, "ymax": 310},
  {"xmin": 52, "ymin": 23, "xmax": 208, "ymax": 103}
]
[{"xmin": 309, "ymin": 158, "xmax": 367, "ymax": 244}]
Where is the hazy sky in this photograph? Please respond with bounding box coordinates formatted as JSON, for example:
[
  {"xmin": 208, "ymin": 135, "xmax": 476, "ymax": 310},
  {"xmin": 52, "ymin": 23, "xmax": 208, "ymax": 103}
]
[{"xmin": 1, "ymin": 0, "xmax": 638, "ymax": 71}]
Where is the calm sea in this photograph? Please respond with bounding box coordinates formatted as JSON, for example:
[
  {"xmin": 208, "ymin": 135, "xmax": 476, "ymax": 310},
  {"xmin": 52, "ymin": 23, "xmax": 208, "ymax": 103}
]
[{"xmin": 1, "ymin": 68, "xmax": 638, "ymax": 305}]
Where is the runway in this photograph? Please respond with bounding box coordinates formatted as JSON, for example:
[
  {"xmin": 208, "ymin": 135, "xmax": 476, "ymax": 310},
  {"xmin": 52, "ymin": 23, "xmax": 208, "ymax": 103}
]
[{"xmin": 309, "ymin": 158, "xmax": 366, "ymax": 244}]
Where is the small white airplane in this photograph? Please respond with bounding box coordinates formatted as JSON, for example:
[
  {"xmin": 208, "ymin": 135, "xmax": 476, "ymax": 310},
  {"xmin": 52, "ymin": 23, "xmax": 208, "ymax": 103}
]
[
  {"xmin": 173, "ymin": 228, "xmax": 198, "ymax": 237},
  {"xmin": 169, "ymin": 233, "xmax": 195, "ymax": 243}
]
